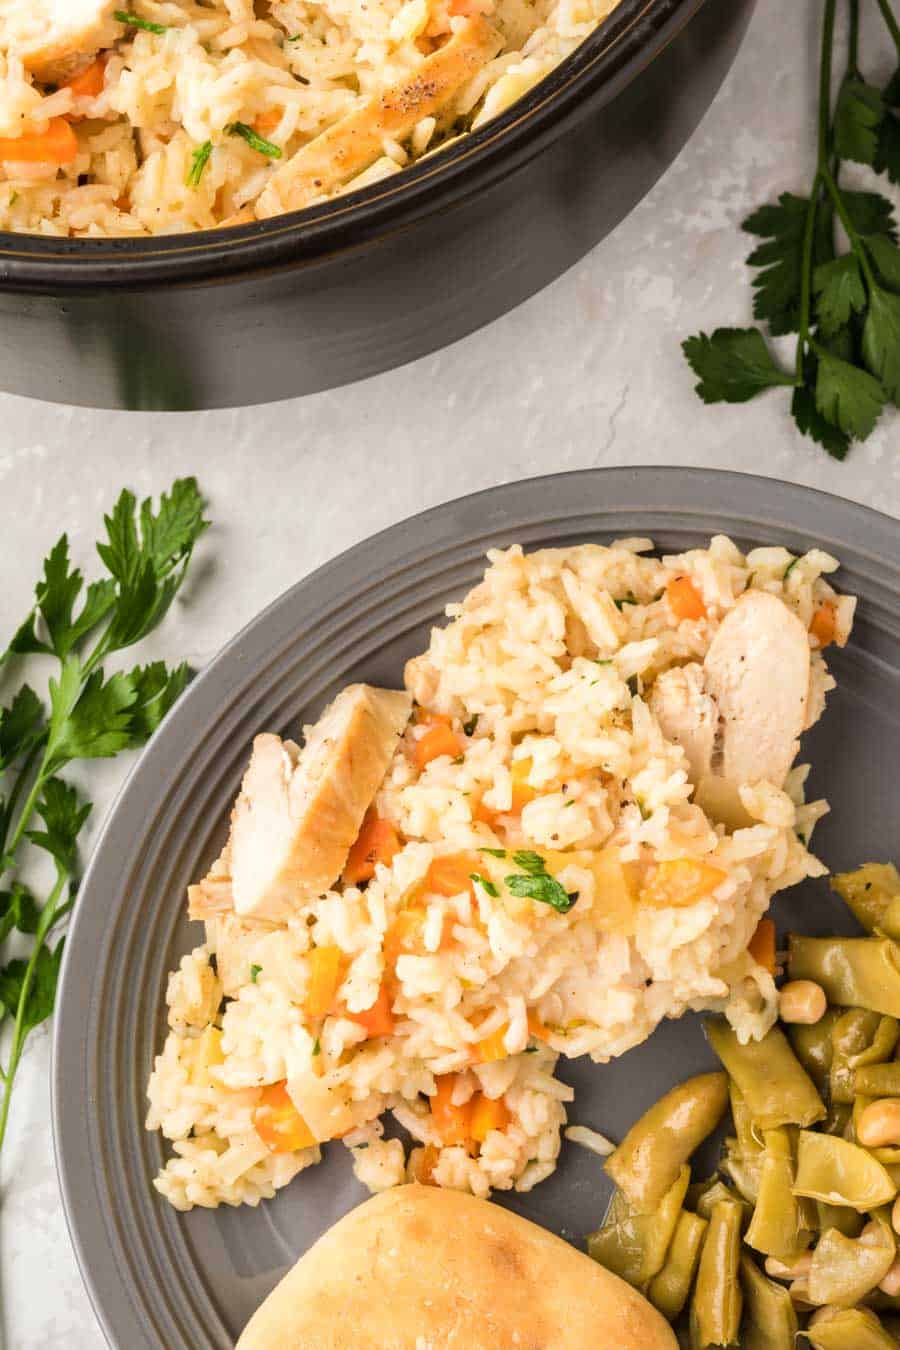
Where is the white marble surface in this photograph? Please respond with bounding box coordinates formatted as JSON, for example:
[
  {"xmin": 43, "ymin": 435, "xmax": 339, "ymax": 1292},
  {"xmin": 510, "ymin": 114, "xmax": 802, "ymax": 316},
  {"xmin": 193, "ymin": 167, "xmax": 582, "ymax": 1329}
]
[{"xmin": 1, "ymin": 0, "xmax": 898, "ymax": 1345}]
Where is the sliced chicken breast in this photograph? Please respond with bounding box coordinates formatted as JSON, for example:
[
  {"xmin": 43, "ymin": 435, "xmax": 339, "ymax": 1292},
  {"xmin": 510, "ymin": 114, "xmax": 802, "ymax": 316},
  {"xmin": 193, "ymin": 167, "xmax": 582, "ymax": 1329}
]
[
  {"xmin": 703, "ymin": 590, "xmax": 810, "ymax": 789},
  {"xmin": 230, "ymin": 684, "xmax": 411, "ymax": 921},
  {"xmin": 1, "ymin": 0, "xmax": 121, "ymax": 83},
  {"xmin": 649, "ymin": 663, "xmax": 717, "ymax": 786}
]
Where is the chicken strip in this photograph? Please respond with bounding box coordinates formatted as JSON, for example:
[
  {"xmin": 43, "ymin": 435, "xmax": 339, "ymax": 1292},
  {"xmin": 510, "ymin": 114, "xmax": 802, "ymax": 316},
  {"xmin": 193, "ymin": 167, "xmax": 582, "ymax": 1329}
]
[
  {"xmin": 1, "ymin": 0, "xmax": 121, "ymax": 83},
  {"xmin": 649, "ymin": 663, "xmax": 717, "ymax": 786},
  {"xmin": 255, "ymin": 16, "xmax": 503, "ymax": 218},
  {"xmin": 230, "ymin": 684, "xmax": 411, "ymax": 921}
]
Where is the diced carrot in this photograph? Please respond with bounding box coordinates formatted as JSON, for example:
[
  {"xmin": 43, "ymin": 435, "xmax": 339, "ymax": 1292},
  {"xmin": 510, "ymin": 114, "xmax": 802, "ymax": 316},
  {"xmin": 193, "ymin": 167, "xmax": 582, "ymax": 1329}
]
[
  {"xmin": 416, "ymin": 722, "xmax": 462, "ymax": 769},
  {"xmin": 473, "ymin": 797, "xmax": 499, "ymax": 827},
  {"xmin": 666, "ymin": 575, "xmax": 707, "ymax": 622},
  {"xmin": 510, "ymin": 757, "xmax": 536, "ymax": 813},
  {"xmin": 305, "ymin": 944, "xmax": 344, "ymax": 1018},
  {"xmin": 430, "ymin": 1074, "xmax": 473, "ymax": 1146},
  {"xmin": 254, "ymin": 107, "xmax": 282, "ymax": 135},
  {"xmin": 810, "ymin": 602, "xmax": 837, "ymax": 649},
  {"xmin": 640, "ymin": 858, "xmax": 728, "ymax": 909},
  {"xmin": 63, "ymin": 57, "xmax": 106, "ymax": 99},
  {"xmin": 470, "ymin": 1093, "xmax": 510, "ymax": 1142},
  {"xmin": 475, "ymin": 1024, "xmax": 509, "ymax": 1063},
  {"xmin": 409, "ymin": 1142, "xmax": 440, "ymax": 1183},
  {"xmin": 384, "ymin": 906, "xmax": 426, "ymax": 967},
  {"xmin": 527, "ymin": 1012, "xmax": 551, "ymax": 1042},
  {"xmin": 0, "ymin": 118, "xmax": 78, "ymax": 165},
  {"xmin": 347, "ymin": 982, "xmax": 395, "ymax": 1038},
  {"xmin": 344, "ymin": 811, "xmax": 402, "ymax": 885},
  {"xmin": 425, "ymin": 852, "xmax": 481, "ymax": 899},
  {"xmin": 748, "ymin": 916, "xmax": 776, "ymax": 975},
  {"xmin": 253, "ymin": 1081, "xmax": 316, "ymax": 1153}
]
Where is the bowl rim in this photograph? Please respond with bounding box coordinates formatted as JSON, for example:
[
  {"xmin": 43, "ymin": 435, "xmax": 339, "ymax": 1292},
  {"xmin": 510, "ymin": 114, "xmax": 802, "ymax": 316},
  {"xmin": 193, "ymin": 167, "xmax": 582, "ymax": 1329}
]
[{"xmin": 0, "ymin": 0, "xmax": 708, "ymax": 290}]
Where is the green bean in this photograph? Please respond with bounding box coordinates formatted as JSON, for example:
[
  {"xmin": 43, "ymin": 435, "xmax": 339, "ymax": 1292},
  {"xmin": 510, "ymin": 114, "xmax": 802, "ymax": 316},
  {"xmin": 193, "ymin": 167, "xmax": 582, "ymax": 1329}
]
[
  {"xmin": 793, "ymin": 1130, "xmax": 898, "ymax": 1210},
  {"xmin": 815, "ymin": 1199, "xmax": 864, "ymax": 1237},
  {"xmin": 587, "ymin": 1164, "xmax": 689, "ymax": 1287},
  {"xmin": 806, "ymin": 1306, "xmax": 900, "ymax": 1349},
  {"xmin": 788, "ymin": 1008, "xmax": 841, "ymax": 1093},
  {"xmin": 705, "ymin": 1018, "xmax": 825, "ymax": 1129},
  {"xmin": 689, "ymin": 1198, "xmax": 742, "ymax": 1349},
  {"xmin": 808, "ymin": 1223, "xmax": 895, "ymax": 1306},
  {"xmin": 729, "ymin": 1080, "xmax": 763, "ymax": 1155},
  {"xmin": 721, "ymin": 1137, "xmax": 763, "ymax": 1205},
  {"xmin": 648, "ymin": 1209, "xmax": 707, "ymax": 1320},
  {"xmin": 823, "ymin": 1101, "xmax": 853, "ymax": 1136},
  {"xmin": 830, "ymin": 1010, "xmax": 885, "ymax": 1104},
  {"xmin": 745, "ymin": 1126, "xmax": 814, "ymax": 1260},
  {"xmin": 738, "ymin": 1252, "xmax": 798, "ymax": 1350},
  {"xmin": 693, "ymin": 1177, "xmax": 747, "ymax": 1223},
  {"xmin": 603, "ymin": 1072, "xmax": 728, "ymax": 1214},
  {"xmin": 788, "ymin": 936, "xmax": 900, "ymax": 1018},
  {"xmin": 857, "ymin": 1063, "xmax": 900, "ymax": 1098},
  {"xmin": 831, "ymin": 863, "xmax": 900, "ymax": 934}
]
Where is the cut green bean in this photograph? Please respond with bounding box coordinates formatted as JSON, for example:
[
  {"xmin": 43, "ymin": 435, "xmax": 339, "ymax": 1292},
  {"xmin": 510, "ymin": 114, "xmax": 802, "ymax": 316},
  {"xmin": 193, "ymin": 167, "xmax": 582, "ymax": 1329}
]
[
  {"xmin": 705, "ymin": 1018, "xmax": 825, "ymax": 1129},
  {"xmin": 806, "ymin": 1306, "xmax": 900, "ymax": 1349},
  {"xmin": 793, "ymin": 1130, "xmax": 897, "ymax": 1210},
  {"xmin": 721, "ymin": 1136, "xmax": 763, "ymax": 1205},
  {"xmin": 739, "ymin": 1252, "xmax": 798, "ymax": 1350},
  {"xmin": 604, "ymin": 1072, "xmax": 728, "ymax": 1213},
  {"xmin": 856, "ymin": 1062, "xmax": 900, "ymax": 1097},
  {"xmin": 648, "ymin": 1208, "xmax": 707, "ymax": 1320},
  {"xmin": 745, "ymin": 1126, "xmax": 814, "ymax": 1260},
  {"xmin": 693, "ymin": 1177, "xmax": 747, "ymax": 1223},
  {"xmin": 689, "ymin": 1198, "xmax": 743, "ymax": 1349},
  {"xmin": 586, "ymin": 1164, "xmax": 689, "ymax": 1288},
  {"xmin": 788, "ymin": 935, "xmax": 900, "ymax": 1018},
  {"xmin": 808, "ymin": 1223, "xmax": 895, "ymax": 1306},
  {"xmin": 830, "ymin": 1009, "xmax": 885, "ymax": 1103},
  {"xmin": 815, "ymin": 1199, "xmax": 864, "ymax": 1237},
  {"xmin": 831, "ymin": 863, "xmax": 900, "ymax": 934},
  {"xmin": 788, "ymin": 1008, "xmax": 841, "ymax": 1093}
]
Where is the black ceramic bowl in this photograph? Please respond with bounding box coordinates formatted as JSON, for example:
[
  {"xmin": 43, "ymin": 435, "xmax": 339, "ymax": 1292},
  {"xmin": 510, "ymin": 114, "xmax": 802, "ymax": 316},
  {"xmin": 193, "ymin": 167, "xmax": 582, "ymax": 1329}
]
[{"xmin": 0, "ymin": 0, "xmax": 755, "ymax": 410}]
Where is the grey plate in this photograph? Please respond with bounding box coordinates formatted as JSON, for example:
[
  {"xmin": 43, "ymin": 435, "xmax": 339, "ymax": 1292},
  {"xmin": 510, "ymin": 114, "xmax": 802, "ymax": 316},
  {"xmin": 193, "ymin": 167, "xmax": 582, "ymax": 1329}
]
[{"xmin": 53, "ymin": 467, "xmax": 900, "ymax": 1349}]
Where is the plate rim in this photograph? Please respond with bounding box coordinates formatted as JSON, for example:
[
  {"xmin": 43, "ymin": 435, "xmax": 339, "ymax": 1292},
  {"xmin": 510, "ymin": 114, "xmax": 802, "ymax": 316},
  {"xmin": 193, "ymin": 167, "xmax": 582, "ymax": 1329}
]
[{"xmin": 51, "ymin": 466, "xmax": 900, "ymax": 1347}]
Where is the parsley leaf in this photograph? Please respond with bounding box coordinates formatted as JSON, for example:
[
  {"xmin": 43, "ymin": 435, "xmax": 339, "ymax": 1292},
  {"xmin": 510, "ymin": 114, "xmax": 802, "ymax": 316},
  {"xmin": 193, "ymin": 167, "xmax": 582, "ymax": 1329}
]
[
  {"xmin": 125, "ymin": 661, "xmax": 191, "ymax": 740},
  {"xmin": 25, "ymin": 779, "xmax": 91, "ymax": 873},
  {"xmin": 813, "ymin": 255, "xmax": 867, "ymax": 335},
  {"xmin": 842, "ymin": 190, "xmax": 898, "ymax": 242},
  {"xmin": 250, "ymin": 964, "xmax": 262, "ymax": 983},
  {"xmin": 875, "ymin": 109, "xmax": 900, "ymax": 186},
  {"xmin": 862, "ymin": 285, "xmax": 900, "ymax": 401},
  {"xmin": 511, "ymin": 850, "xmax": 546, "ymax": 876},
  {"xmin": 46, "ymin": 665, "xmax": 137, "ymax": 769},
  {"xmin": 463, "ymin": 714, "xmax": 479, "ymax": 737},
  {"xmin": 0, "ymin": 885, "xmax": 39, "ymax": 946},
  {"xmin": 866, "ymin": 234, "xmax": 900, "ymax": 289},
  {"xmin": 114, "ymin": 10, "xmax": 168, "ymax": 34},
  {"xmin": 479, "ymin": 847, "xmax": 507, "ymax": 858},
  {"xmin": 186, "ymin": 140, "xmax": 212, "ymax": 189},
  {"xmin": 228, "ymin": 122, "xmax": 282, "ymax": 159},
  {"xmin": 505, "ymin": 873, "xmax": 577, "ymax": 914},
  {"xmin": 469, "ymin": 873, "xmax": 499, "ymax": 898},
  {"xmin": 0, "ymin": 685, "xmax": 44, "ymax": 771},
  {"xmin": 815, "ymin": 347, "xmax": 887, "ymax": 442},
  {"xmin": 743, "ymin": 193, "xmax": 833, "ymax": 334},
  {"xmin": 0, "ymin": 940, "xmax": 65, "ymax": 1034},
  {"xmin": 682, "ymin": 328, "xmax": 795, "ymax": 403},
  {"xmin": 834, "ymin": 76, "xmax": 885, "ymax": 165},
  {"xmin": 792, "ymin": 369, "xmax": 850, "ymax": 461}
]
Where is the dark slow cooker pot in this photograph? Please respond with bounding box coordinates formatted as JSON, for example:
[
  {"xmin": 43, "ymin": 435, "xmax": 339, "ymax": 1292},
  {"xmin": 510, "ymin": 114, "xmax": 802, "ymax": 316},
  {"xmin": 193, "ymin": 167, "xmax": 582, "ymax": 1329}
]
[{"xmin": 0, "ymin": 0, "xmax": 755, "ymax": 410}]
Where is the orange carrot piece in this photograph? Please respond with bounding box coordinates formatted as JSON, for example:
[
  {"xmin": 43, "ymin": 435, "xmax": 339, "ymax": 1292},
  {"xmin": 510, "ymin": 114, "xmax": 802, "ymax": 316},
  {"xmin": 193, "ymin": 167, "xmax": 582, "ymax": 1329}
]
[
  {"xmin": 470, "ymin": 1093, "xmax": 510, "ymax": 1142},
  {"xmin": 430, "ymin": 1074, "xmax": 473, "ymax": 1146},
  {"xmin": 64, "ymin": 57, "xmax": 106, "ymax": 98},
  {"xmin": 416, "ymin": 722, "xmax": 462, "ymax": 768},
  {"xmin": 424, "ymin": 853, "xmax": 481, "ymax": 899},
  {"xmin": 253, "ymin": 1082, "xmax": 316, "ymax": 1153},
  {"xmin": 305, "ymin": 944, "xmax": 344, "ymax": 1018},
  {"xmin": 748, "ymin": 916, "xmax": 777, "ymax": 975},
  {"xmin": 347, "ymin": 982, "xmax": 395, "ymax": 1038},
  {"xmin": 254, "ymin": 107, "xmax": 282, "ymax": 135},
  {"xmin": 0, "ymin": 118, "xmax": 78, "ymax": 165},
  {"xmin": 640, "ymin": 858, "xmax": 728, "ymax": 909},
  {"xmin": 810, "ymin": 602, "xmax": 837, "ymax": 649},
  {"xmin": 344, "ymin": 812, "xmax": 402, "ymax": 884},
  {"xmin": 475, "ymin": 1024, "xmax": 509, "ymax": 1063},
  {"xmin": 409, "ymin": 1142, "xmax": 440, "ymax": 1183},
  {"xmin": 667, "ymin": 575, "xmax": 707, "ymax": 622}
]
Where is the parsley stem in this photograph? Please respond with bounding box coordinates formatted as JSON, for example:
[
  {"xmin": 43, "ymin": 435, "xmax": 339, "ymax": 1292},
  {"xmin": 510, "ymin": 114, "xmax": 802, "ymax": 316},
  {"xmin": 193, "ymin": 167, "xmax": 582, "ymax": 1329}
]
[
  {"xmin": 0, "ymin": 740, "xmax": 41, "ymax": 861},
  {"xmin": 0, "ymin": 866, "xmax": 67, "ymax": 1158},
  {"xmin": 795, "ymin": 174, "xmax": 823, "ymax": 385},
  {"xmin": 818, "ymin": 0, "xmax": 837, "ymax": 170},
  {"xmin": 874, "ymin": 0, "xmax": 900, "ymax": 58},
  {"xmin": 847, "ymin": 0, "xmax": 860, "ymax": 76},
  {"xmin": 821, "ymin": 165, "xmax": 878, "ymax": 288}
]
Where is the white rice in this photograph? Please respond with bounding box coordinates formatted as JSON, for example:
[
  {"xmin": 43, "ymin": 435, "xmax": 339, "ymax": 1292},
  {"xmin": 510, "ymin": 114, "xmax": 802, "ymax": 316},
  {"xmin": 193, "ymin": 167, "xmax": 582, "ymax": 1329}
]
[
  {"xmin": 0, "ymin": 0, "xmax": 622, "ymax": 235},
  {"xmin": 147, "ymin": 536, "xmax": 853, "ymax": 1210}
]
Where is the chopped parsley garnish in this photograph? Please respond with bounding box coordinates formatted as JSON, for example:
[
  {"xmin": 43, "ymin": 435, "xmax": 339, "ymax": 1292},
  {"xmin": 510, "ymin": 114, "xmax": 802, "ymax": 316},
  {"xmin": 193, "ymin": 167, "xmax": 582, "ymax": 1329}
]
[
  {"xmin": 563, "ymin": 799, "xmax": 575, "ymax": 808},
  {"xmin": 228, "ymin": 122, "xmax": 282, "ymax": 159},
  {"xmin": 8, "ymin": 192, "xmax": 18, "ymax": 206},
  {"xmin": 249, "ymin": 963, "xmax": 261, "ymax": 982},
  {"xmin": 114, "ymin": 10, "xmax": 169, "ymax": 34},
  {"xmin": 593, "ymin": 659, "xmax": 613, "ymax": 666},
  {"xmin": 312, "ymin": 1036, "xmax": 321, "ymax": 1056},
  {"xmin": 186, "ymin": 140, "xmax": 212, "ymax": 188},
  {"xmin": 627, "ymin": 675, "xmax": 640, "ymax": 697},
  {"xmin": 452, "ymin": 754, "xmax": 465, "ymax": 765},
  {"xmin": 463, "ymin": 714, "xmax": 479, "ymax": 736},
  {"xmin": 524, "ymin": 1045, "xmax": 539, "ymax": 1053},
  {"xmin": 479, "ymin": 847, "xmax": 507, "ymax": 858},
  {"xmin": 681, "ymin": 0, "xmax": 900, "ymax": 456},
  {"xmin": 469, "ymin": 873, "xmax": 499, "ymax": 897},
  {"xmin": 783, "ymin": 556, "xmax": 800, "ymax": 580},
  {"xmin": 613, "ymin": 594, "xmax": 638, "ymax": 610},
  {"xmin": 505, "ymin": 851, "xmax": 577, "ymax": 913}
]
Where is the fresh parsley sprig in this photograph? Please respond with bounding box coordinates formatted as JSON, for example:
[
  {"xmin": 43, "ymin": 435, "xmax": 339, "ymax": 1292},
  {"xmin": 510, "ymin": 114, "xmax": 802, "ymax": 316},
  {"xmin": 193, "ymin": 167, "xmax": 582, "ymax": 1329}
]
[
  {"xmin": 683, "ymin": 0, "xmax": 900, "ymax": 458},
  {"xmin": 0, "ymin": 479, "xmax": 208, "ymax": 1154}
]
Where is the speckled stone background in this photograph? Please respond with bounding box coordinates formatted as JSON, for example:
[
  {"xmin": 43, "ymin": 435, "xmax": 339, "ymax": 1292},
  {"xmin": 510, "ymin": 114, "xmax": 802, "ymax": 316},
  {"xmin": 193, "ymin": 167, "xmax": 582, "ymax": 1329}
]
[{"xmin": 1, "ymin": 1, "xmax": 898, "ymax": 1345}]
